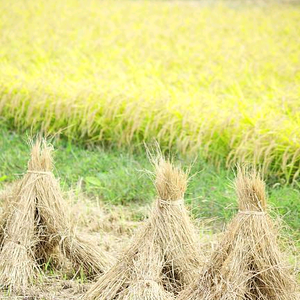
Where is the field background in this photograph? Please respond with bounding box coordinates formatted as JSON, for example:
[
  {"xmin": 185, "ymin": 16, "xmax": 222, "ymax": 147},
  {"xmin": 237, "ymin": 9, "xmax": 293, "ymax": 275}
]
[
  {"xmin": 1, "ymin": 0, "xmax": 300, "ymax": 180},
  {"xmin": 0, "ymin": 0, "xmax": 299, "ymax": 294}
]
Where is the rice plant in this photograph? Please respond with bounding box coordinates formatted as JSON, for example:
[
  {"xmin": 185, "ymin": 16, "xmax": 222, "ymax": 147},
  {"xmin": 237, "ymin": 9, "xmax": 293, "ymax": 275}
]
[{"xmin": 0, "ymin": 0, "xmax": 299, "ymax": 180}]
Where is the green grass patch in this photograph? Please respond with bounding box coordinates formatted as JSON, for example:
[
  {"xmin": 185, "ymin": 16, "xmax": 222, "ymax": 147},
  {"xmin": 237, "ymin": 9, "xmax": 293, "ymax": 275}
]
[
  {"xmin": 1, "ymin": 126, "xmax": 299, "ymax": 241},
  {"xmin": 0, "ymin": 1, "xmax": 300, "ymax": 179}
]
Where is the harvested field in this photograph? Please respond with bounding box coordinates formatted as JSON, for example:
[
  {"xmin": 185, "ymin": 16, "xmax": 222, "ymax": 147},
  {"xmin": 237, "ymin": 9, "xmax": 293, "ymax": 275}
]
[
  {"xmin": 0, "ymin": 185, "xmax": 216, "ymax": 299},
  {"xmin": 0, "ymin": 158, "xmax": 299, "ymax": 299}
]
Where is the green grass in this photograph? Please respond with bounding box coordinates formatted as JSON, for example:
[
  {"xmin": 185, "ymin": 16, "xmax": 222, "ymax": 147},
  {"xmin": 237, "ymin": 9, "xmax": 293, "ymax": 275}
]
[
  {"xmin": 0, "ymin": 1, "xmax": 300, "ymax": 180},
  {"xmin": 1, "ymin": 125, "xmax": 299, "ymax": 241}
]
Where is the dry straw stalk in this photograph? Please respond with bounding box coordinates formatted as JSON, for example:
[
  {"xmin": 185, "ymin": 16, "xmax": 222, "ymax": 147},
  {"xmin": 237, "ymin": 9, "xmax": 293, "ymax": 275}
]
[
  {"xmin": 84, "ymin": 156, "xmax": 202, "ymax": 300},
  {"xmin": 178, "ymin": 167, "xmax": 299, "ymax": 300},
  {"xmin": 0, "ymin": 140, "xmax": 110, "ymax": 293},
  {"xmin": 0, "ymin": 175, "xmax": 38, "ymax": 292}
]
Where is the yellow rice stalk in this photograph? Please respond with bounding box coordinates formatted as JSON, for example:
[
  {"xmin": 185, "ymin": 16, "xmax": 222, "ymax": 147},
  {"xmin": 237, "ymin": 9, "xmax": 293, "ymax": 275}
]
[
  {"xmin": 84, "ymin": 157, "xmax": 202, "ymax": 300},
  {"xmin": 178, "ymin": 167, "xmax": 299, "ymax": 300}
]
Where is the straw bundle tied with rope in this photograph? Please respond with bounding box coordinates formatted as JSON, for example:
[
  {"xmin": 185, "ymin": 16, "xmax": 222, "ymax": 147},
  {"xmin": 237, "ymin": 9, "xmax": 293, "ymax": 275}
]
[
  {"xmin": 0, "ymin": 140, "xmax": 111, "ymax": 293},
  {"xmin": 178, "ymin": 166, "xmax": 299, "ymax": 300},
  {"xmin": 84, "ymin": 156, "xmax": 202, "ymax": 300},
  {"xmin": 0, "ymin": 172, "xmax": 38, "ymax": 292},
  {"xmin": 0, "ymin": 189, "xmax": 12, "ymax": 251}
]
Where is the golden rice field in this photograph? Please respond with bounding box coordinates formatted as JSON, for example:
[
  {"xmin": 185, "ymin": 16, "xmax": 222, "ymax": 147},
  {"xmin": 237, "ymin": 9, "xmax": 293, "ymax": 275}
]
[{"xmin": 0, "ymin": 0, "xmax": 300, "ymax": 180}]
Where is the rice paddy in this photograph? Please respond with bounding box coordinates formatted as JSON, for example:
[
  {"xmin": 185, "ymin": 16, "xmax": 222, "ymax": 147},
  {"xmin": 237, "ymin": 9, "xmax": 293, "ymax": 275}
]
[
  {"xmin": 0, "ymin": 0, "xmax": 300, "ymax": 298},
  {"xmin": 1, "ymin": 0, "xmax": 300, "ymax": 180}
]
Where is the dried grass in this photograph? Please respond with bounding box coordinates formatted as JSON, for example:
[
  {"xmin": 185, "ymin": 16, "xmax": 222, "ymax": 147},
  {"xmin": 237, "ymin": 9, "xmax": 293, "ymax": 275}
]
[
  {"xmin": 0, "ymin": 189, "xmax": 12, "ymax": 251},
  {"xmin": 178, "ymin": 166, "xmax": 299, "ymax": 300},
  {"xmin": 0, "ymin": 162, "xmax": 40, "ymax": 292},
  {"xmin": 0, "ymin": 140, "xmax": 110, "ymax": 293},
  {"xmin": 30, "ymin": 141, "xmax": 110, "ymax": 276},
  {"xmin": 84, "ymin": 156, "xmax": 202, "ymax": 300}
]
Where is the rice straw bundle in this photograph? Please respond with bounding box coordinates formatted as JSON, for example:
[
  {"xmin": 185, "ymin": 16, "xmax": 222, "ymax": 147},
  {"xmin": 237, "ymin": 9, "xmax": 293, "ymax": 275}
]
[
  {"xmin": 178, "ymin": 167, "xmax": 299, "ymax": 300},
  {"xmin": 0, "ymin": 140, "xmax": 110, "ymax": 292},
  {"xmin": 30, "ymin": 141, "xmax": 110, "ymax": 277},
  {"xmin": 0, "ymin": 190, "xmax": 12, "ymax": 250},
  {"xmin": 84, "ymin": 156, "xmax": 202, "ymax": 300},
  {"xmin": 0, "ymin": 226, "xmax": 3, "ymax": 250},
  {"xmin": 0, "ymin": 162, "xmax": 40, "ymax": 292},
  {"xmin": 117, "ymin": 239, "xmax": 175, "ymax": 300},
  {"xmin": 151, "ymin": 158, "xmax": 201, "ymax": 293},
  {"xmin": 0, "ymin": 218, "xmax": 3, "ymax": 249}
]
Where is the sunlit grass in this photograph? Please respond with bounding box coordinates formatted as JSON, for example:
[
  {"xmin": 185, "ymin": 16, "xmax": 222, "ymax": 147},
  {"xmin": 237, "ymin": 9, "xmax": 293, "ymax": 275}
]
[{"xmin": 0, "ymin": 0, "xmax": 300, "ymax": 180}]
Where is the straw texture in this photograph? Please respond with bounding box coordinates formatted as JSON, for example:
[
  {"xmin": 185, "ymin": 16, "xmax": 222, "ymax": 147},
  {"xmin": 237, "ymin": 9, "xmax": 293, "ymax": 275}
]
[
  {"xmin": 0, "ymin": 140, "xmax": 110, "ymax": 293},
  {"xmin": 178, "ymin": 167, "xmax": 299, "ymax": 300},
  {"xmin": 0, "ymin": 176, "xmax": 38, "ymax": 292},
  {"xmin": 84, "ymin": 157, "xmax": 202, "ymax": 300}
]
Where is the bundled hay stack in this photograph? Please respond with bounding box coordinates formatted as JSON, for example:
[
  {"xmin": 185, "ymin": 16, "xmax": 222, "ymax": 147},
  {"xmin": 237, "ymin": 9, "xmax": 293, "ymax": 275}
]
[
  {"xmin": 0, "ymin": 140, "xmax": 110, "ymax": 293},
  {"xmin": 84, "ymin": 156, "xmax": 202, "ymax": 300},
  {"xmin": 0, "ymin": 174, "xmax": 38, "ymax": 291},
  {"xmin": 179, "ymin": 167, "xmax": 299, "ymax": 300},
  {"xmin": 0, "ymin": 189, "xmax": 12, "ymax": 250}
]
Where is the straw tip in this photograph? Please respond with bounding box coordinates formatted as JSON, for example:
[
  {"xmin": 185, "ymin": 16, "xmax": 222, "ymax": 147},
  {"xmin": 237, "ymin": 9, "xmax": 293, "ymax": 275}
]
[
  {"xmin": 28, "ymin": 138, "xmax": 54, "ymax": 172},
  {"xmin": 154, "ymin": 157, "xmax": 187, "ymax": 201},
  {"xmin": 235, "ymin": 166, "xmax": 267, "ymax": 211}
]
